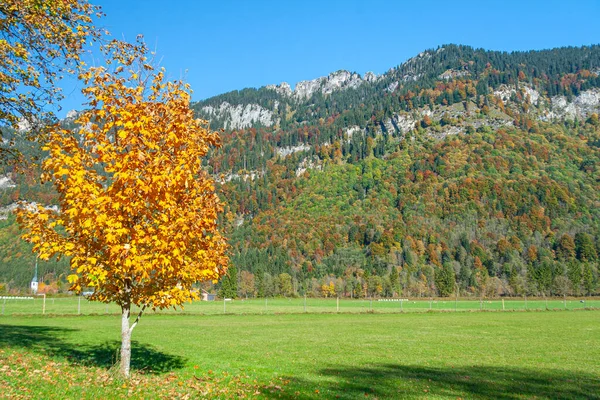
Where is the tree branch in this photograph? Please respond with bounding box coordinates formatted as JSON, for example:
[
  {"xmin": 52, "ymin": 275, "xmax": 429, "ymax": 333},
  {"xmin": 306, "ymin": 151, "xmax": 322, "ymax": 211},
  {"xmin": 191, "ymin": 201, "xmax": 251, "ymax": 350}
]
[{"xmin": 129, "ymin": 303, "xmax": 147, "ymax": 334}]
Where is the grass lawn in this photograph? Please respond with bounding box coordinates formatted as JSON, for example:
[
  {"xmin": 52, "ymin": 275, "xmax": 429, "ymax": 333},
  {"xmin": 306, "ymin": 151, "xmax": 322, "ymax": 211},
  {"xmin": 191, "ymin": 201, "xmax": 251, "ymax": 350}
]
[
  {"xmin": 2, "ymin": 296, "xmax": 598, "ymax": 316},
  {"xmin": 1, "ymin": 311, "xmax": 599, "ymax": 399}
]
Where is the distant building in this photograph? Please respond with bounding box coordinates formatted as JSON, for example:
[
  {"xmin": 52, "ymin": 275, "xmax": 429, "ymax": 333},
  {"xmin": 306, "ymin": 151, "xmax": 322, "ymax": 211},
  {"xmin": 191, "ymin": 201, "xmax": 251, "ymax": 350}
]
[{"xmin": 201, "ymin": 290, "xmax": 216, "ymax": 301}]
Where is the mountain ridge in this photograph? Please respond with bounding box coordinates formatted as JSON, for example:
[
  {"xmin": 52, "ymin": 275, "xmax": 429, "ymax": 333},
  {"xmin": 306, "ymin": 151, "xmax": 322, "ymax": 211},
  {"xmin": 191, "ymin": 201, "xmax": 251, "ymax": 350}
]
[
  {"xmin": 192, "ymin": 44, "xmax": 600, "ymax": 138},
  {"xmin": 195, "ymin": 43, "xmax": 600, "ymax": 104}
]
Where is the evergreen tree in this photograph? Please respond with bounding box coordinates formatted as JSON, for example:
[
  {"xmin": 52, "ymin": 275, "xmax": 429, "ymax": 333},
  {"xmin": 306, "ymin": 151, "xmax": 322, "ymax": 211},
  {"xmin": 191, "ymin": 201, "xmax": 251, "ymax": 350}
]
[
  {"xmin": 219, "ymin": 265, "xmax": 238, "ymax": 299},
  {"xmin": 575, "ymin": 233, "xmax": 597, "ymax": 262},
  {"xmin": 435, "ymin": 263, "xmax": 456, "ymax": 297},
  {"xmin": 389, "ymin": 266, "xmax": 400, "ymax": 296},
  {"xmin": 582, "ymin": 263, "xmax": 596, "ymax": 295},
  {"xmin": 567, "ymin": 261, "xmax": 583, "ymax": 296}
]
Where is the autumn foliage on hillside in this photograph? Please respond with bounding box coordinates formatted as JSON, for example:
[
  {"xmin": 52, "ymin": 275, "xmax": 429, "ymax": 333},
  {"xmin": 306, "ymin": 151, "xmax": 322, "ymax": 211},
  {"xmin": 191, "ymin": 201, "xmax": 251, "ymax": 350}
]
[
  {"xmin": 222, "ymin": 121, "xmax": 600, "ymax": 299},
  {"xmin": 2, "ymin": 44, "xmax": 600, "ymax": 299}
]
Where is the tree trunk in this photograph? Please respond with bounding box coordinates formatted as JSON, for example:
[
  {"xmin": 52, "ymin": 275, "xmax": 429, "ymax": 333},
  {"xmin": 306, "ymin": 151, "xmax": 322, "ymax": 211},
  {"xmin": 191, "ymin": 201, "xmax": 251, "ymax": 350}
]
[{"xmin": 120, "ymin": 303, "xmax": 131, "ymax": 378}]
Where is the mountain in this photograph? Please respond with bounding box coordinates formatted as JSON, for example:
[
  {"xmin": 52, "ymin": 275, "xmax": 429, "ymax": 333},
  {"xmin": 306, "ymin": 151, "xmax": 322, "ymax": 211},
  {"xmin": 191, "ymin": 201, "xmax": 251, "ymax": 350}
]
[{"xmin": 1, "ymin": 44, "xmax": 599, "ymax": 298}]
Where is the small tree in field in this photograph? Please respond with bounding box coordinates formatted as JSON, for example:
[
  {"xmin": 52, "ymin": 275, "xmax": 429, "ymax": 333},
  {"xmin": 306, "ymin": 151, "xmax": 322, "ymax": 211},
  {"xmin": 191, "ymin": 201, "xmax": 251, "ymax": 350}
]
[{"xmin": 17, "ymin": 38, "xmax": 229, "ymax": 378}]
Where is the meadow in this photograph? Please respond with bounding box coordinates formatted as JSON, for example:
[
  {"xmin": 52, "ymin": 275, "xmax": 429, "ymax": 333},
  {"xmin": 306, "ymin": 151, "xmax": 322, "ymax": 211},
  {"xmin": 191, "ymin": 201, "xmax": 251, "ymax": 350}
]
[
  {"xmin": 1, "ymin": 308, "xmax": 599, "ymax": 399},
  {"xmin": 2, "ymin": 295, "xmax": 599, "ymax": 316}
]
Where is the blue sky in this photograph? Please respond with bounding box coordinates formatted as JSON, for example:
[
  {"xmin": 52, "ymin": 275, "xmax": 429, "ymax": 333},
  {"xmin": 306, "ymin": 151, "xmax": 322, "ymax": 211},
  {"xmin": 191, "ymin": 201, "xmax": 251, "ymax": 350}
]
[{"xmin": 59, "ymin": 0, "xmax": 600, "ymax": 116}]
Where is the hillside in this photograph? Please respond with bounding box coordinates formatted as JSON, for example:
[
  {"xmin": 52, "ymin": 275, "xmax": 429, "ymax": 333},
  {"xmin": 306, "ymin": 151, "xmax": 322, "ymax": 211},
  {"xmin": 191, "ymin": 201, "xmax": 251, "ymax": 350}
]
[{"xmin": 1, "ymin": 44, "xmax": 599, "ymax": 297}]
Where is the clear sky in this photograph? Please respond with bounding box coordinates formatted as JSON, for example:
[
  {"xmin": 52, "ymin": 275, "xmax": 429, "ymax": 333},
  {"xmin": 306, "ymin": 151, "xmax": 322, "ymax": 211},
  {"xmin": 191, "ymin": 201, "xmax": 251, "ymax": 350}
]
[{"xmin": 59, "ymin": 0, "xmax": 600, "ymax": 116}]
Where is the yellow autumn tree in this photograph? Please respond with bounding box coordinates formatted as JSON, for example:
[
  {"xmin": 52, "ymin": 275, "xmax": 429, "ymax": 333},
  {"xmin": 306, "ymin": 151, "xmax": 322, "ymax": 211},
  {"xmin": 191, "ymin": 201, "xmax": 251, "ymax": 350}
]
[
  {"xmin": 17, "ymin": 38, "xmax": 229, "ymax": 378},
  {"xmin": 0, "ymin": 0, "xmax": 102, "ymax": 160}
]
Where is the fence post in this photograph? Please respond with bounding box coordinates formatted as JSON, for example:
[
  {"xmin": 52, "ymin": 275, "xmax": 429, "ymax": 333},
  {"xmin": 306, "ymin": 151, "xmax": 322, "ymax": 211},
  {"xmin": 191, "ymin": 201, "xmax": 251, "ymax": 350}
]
[
  {"xmin": 400, "ymin": 298, "xmax": 403, "ymax": 312},
  {"xmin": 455, "ymin": 290, "xmax": 458, "ymax": 312},
  {"xmin": 2, "ymin": 298, "xmax": 5, "ymax": 315},
  {"xmin": 502, "ymin": 298, "xmax": 505, "ymax": 311}
]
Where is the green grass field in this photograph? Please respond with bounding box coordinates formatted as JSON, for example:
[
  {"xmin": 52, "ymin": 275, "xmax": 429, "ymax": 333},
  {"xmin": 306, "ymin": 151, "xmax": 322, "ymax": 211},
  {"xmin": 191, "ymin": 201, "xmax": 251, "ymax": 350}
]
[
  {"xmin": 1, "ymin": 310, "xmax": 599, "ymax": 399},
  {"xmin": 2, "ymin": 296, "xmax": 599, "ymax": 316}
]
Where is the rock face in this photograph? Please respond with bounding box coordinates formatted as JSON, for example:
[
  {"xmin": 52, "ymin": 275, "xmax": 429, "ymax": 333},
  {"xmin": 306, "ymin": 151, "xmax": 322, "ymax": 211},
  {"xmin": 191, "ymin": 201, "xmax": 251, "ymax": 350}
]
[
  {"xmin": 268, "ymin": 70, "xmax": 375, "ymax": 101},
  {"xmin": 392, "ymin": 113, "xmax": 416, "ymax": 133},
  {"xmin": 439, "ymin": 69, "xmax": 470, "ymax": 80},
  {"xmin": 207, "ymin": 70, "xmax": 380, "ymax": 130},
  {"xmin": 16, "ymin": 118, "xmax": 31, "ymax": 132},
  {"xmin": 201, "ymin": 102, "xmax": 276, "ymax": 130},
  {"xmin": 344, "ymin": 125, "xmax": 364, "ymax": 139},
  {"xmin": 547, "ymin": 88, "xmax": 600, "ymax": 120},
  {"xmin": 65, "ymin": 110, "xmax": 78, "ymax": 120},
  {"xmin": 382, "ymin": 118, "xmax": 396, "ymax": 134},
  {"xmin": 320, "ymin": 70, "xmax": 363, "ymax": 95},
  {"xmin": 197, "ymin": 45, "xmax": 600, "ymax": 133},
  {"xmin": 386, "ymin": 81, "xmax": 399, "ymax": 93},
  {"xmin": 428, "ymin": 125, "xmax": 462, "ymax": 140},
  {"xmin": 295, "ymin": 156, "xmax": 322, "ymax": 177},
  {"xmin": 493, "ymin": 84, "xmax": 541, "ymax": 106},
  {"xmin": 364, "ymin": 71, "xmax": 379, "ymax": 83},
  {"xmin": 265, "ymin": 82, "xmax": 292, "ymax": 97},
  {"xmin": 0, "ymin": 203, "xmax": 17, "ymax": 220},
  {"xmin": 0, "ymin": 175, "xmax": 16, "ymax": 189},
  {"xmin": 523, "ymin": 86, "xmax": 540, "ymax": 105},
  {"xmin": 294, "ymin": 77, "xmax": 324, "ymax": 100},
  {"xmin": 276, "ymin": 144, "xmax": 311, "ymax": 157}
]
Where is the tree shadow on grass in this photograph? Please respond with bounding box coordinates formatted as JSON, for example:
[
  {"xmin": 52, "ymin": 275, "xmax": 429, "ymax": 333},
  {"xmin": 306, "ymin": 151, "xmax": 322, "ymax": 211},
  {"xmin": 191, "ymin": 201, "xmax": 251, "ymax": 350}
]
[
  {"xmin": 0, "ymin": 324, "xmax": 185, "ymax": 374},
  {"xmin": 276, "ymin": 364, "xmax": 600, "ymax": 399}
]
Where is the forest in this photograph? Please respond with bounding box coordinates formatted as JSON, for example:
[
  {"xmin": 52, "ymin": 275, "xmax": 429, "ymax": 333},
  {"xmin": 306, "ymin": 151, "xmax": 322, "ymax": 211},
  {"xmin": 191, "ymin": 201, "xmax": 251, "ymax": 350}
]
[{"xmin": 1, "ymin": 44, "xmax": 599, "ymax": 299}]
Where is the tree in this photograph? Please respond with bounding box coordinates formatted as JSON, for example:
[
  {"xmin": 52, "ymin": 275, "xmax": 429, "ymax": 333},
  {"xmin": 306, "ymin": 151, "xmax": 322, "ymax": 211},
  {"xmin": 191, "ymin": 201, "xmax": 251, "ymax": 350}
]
[
  {"xmin": 239, "ymin": 270, "xmax": 255, "ymax": 298},
  {"xmin": 575, "ymin": 233, "xmax": 597, "ymax": 262},
  {"xmin": 473, "ymin": 256, "xmax": 489, "ymax": 299},
  {"xmin": 582, "ymin": 263, "xmax": 596, "ymax": 295},
  {"xmin": 556, "ymin": 234, "xmax": 576, "ymax": 260},
  {"xmin": 435, "ymin": 262, "xmax": 456, "ymax": 297},
  {"xmin": 219, "ymin": 265, "xmax": 237, "ymax": 299},
  {"xmin": 17, "ymin": 39, "xmax": 228, "ymax": 378},
  {"xmin": 321, "ymin": 280, "xmax": 335, "ymax": 297},
  {"xmin": 532, "ymin": 259, "xmax": 553, "ymax": 295},
  {"xmin": 0, "ymin": 0, "xmax": 101, "ymax": 159},
  {"xmin": 567, "ymin": 261, "xmax": 583, "ymax": 296},
  {"xmin": 553, "ymin": 275, "xmax": 572, "ymax": 297},
  {"xmin": 421, "ymin": 115, "xmax": 432, "ymax": 128},
  {"xmin": 389, "ymin": 266, "xmax": 400, "ymax": 296},
  {"xmin": 277, "ymin": 272, "xmax": 293, "ymax": 297}
]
